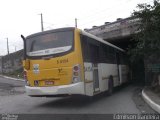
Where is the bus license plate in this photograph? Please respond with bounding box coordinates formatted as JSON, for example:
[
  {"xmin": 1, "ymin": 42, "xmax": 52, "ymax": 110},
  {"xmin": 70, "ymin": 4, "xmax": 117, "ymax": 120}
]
[{"xmin": 45, "ymin": 81, "xmax": 54, "ymax": 85}]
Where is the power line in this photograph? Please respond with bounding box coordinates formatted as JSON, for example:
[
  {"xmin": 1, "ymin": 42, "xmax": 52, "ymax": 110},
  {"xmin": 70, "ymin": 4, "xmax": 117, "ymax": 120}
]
[
  {"xmin": 79, "ymin": 6, "xmax": 129, "ymax": 27},
  {"xmin": 78, "ymin": 0, "xmax": 154, "ymax": 28}
]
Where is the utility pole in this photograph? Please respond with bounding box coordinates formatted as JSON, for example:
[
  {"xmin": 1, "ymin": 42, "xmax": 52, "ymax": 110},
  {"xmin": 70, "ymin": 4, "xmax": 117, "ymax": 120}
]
[
  {"xmin": 39, "ymin": 13, "xmax": 44, "ymax": 32},
  {"xmin": 6, "ymin": 38, "xmax": 9, "ymax": 55},
  {"xmin": 15, "ymin": 46, "xmax": 16, "ymax": 52},
  {"xmin": 75, "ymin": 18, "xmax": 77, "ymax": 28}
]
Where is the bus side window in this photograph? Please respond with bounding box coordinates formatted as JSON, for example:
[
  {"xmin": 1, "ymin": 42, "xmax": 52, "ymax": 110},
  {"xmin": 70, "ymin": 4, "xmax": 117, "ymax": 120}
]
[
  {"xmin": 80, "ymin": 35, "xmax": 90, "ymax": 62},
  {"xmin": 87, "ymin": 38, "xmax": 100, "ymax": 63},
  {"xmin": 118, "ymin": 52, "xmax": 128, "ymax": 65},
  {"xmin": 108, "ymin": 47, "xmax": 116, "ymax": 64},
  {"xmin": 100, "ymin": 44, "xmax": 109, "ymax": 63},
  {"xmin": 120, "ymin": 53, "xmax": 124, "ymax": 65},
  {"xmin": 89, "ymin": 44, "xmax": 99, "ymax": 63}
]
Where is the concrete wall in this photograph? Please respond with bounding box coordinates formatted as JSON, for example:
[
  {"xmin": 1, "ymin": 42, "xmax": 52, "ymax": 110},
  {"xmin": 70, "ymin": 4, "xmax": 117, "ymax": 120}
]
[
  {"xmin": 85, "ymin": 17, "xmax": 140, "ymax": 41},
  {"xmin": 144, "ymin": 55, "xmax": 160, "ymax": 86},
  {"xmin": 0, "ymin": 50, "xmax": 24, "ymax": 74}
]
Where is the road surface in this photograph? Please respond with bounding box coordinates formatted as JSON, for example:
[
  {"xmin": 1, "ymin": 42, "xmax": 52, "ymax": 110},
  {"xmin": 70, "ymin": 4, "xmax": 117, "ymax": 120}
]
[{"xmin": 0, "ymin": 76, "xmax": 155, "ymax": 114}]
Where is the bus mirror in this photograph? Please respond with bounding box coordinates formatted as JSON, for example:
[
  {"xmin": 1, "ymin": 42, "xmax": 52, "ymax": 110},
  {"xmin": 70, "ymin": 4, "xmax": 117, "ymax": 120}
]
[
  {"xmin": 21, "ymin": 35, "xmax": 25, "ymax": 42},
  {"xmin": 21, "ymin": 35, "xmax": 27, "ymax": 60},
  {"xmin": 23, "ymin": 59, "xmax": 30, "ymax": 70}
]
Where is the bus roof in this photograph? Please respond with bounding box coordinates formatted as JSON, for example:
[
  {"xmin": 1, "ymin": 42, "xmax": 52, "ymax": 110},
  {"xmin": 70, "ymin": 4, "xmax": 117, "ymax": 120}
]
[
  {"xmin": 26, "ymin": 27, "xmax": 75, "ymax": 39},
  {"xmin": 25, "ymin": 27, "xmax": 125, "ymax": 52},
  {"xmin": 80, "ymin": 29, "xmax": 125, "ymax": 52}
]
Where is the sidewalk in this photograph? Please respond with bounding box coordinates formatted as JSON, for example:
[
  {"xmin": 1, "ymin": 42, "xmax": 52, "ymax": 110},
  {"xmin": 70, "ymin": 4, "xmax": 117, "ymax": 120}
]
[
  {"xmin": 0, "ymin": 74, "xmax": 25, "ymax": 82},
  {"xmin": 142, "ymin": 87, "xmax": 160, "ymax": 113}
]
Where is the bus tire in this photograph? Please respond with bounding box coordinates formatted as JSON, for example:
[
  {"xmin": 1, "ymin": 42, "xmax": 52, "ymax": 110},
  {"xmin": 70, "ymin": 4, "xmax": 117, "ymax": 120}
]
[{"xmin": 108, "ymin": 77, "xmax": 113, "ymax": 95}]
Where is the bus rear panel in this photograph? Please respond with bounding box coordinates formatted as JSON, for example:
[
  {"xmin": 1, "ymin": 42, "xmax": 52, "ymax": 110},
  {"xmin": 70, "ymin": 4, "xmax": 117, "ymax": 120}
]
[{"xmin": 23, "ymin": 28, "xmax": 85, "ymax": 96}]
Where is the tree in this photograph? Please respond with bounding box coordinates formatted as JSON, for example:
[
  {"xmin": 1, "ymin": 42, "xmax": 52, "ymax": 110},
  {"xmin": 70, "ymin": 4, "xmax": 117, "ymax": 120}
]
[
  {"xmin": 129, "ymin": 0, "xmax": 160, "ymax": 88},
  {"xmin": 129, "ymin": 0, "xmax": 160, "ymax": 61}
]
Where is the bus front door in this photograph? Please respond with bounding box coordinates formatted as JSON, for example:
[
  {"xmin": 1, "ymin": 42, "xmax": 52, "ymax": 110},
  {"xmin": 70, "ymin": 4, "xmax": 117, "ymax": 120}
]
[
  {"xmin": 90, "ymin": 45, "xmax": 100, "ymax": 92},
  {"xmin": 93, "ymin": 63, "xmax": 99, "ymax": 92}
]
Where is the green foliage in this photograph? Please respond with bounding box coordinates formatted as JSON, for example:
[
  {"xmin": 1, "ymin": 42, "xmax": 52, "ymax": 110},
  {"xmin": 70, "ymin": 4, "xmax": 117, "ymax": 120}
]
[{"xmin": 128, "ymin": 0, "xmax": 160, "ymax": 62}]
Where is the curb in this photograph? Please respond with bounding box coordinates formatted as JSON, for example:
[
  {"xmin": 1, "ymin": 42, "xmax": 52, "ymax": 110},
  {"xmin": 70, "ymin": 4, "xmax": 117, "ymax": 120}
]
[
  {"xmin": 0, "ymin": 75, "xmax": 25, "ymax": 82},
  {"xmin": 142, "ymin": 89, "xmax": 160, "ymax": 113}
]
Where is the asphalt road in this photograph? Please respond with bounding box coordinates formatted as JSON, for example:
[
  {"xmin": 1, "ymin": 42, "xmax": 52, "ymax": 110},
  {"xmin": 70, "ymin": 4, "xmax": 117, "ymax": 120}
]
[{"xmin": 0, "ymin": 76, "xmax": 155, "ymax": 114}]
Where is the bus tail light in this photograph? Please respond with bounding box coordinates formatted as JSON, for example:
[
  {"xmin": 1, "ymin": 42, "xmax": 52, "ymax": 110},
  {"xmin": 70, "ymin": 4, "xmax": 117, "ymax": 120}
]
[
  {"xmin": 73, "ymin": 72, "xmax": 79, "ymax": 76},
  {"xmin": 23, "ymin": 71, "xmax": 30, "ymax": 86},
  {"xmin": 73, "ymin": 66, "xmax": 79, "ymax": 71},
  {"xmin": 73, "ymin": 77, "xmax": 79, "ymax": 83},
  {"xmin": 72, "ymin": 64, "xmax": 81, "ymax": 83}
]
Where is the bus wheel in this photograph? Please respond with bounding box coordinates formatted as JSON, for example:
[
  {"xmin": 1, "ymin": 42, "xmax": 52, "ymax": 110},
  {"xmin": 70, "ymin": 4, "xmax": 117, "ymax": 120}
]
[{"xmin": 108, "ymin": 78, "xmax": 113, "ymax": 95}]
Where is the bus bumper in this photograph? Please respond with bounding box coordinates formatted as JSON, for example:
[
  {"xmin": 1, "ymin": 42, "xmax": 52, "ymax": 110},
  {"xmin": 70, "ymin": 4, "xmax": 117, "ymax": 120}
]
[{"xmin": 25, "ymin": 82, "xmax": 85, "ymax": 96}]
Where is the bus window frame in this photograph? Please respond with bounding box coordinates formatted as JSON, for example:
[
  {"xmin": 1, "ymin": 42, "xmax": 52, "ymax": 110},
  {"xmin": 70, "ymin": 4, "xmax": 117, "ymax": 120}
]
[
  {"xmin": 25, "ymin": 28, "xmax": 75, "ymax": 60},
  {"xmin": 80, "ymin": 34, "xmax": 119, "ymax": 64}
]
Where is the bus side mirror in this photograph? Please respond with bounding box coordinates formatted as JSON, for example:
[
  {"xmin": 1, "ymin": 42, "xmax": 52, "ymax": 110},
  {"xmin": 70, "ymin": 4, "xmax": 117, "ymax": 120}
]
[{"xmin": 21, "ymin": 35, "xmax": 27, "ymax": 60}]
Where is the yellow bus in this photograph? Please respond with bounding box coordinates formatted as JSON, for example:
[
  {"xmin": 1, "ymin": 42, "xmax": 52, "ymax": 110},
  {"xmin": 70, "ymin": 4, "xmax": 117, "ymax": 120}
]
[{"xmin": 21, "ymin": 27, "xmax": 129, "ymax": 97}]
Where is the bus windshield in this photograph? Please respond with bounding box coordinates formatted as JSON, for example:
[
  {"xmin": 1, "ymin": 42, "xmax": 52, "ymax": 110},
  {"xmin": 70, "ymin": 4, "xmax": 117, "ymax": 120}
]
[{"xmin": 26, "ymin": 31, "xmax": 73, "ymax": 56}]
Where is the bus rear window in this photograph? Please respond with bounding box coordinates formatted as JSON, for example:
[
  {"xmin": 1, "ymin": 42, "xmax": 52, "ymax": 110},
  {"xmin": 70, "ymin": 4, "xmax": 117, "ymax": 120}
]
[{"xmin": 26, "ymin": 31, "xmax": 73, "ymax": 56}]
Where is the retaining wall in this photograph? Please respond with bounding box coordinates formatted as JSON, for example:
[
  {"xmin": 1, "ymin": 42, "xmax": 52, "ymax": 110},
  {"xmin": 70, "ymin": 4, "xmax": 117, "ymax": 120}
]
[{"xmin": 0, "ymin": 50, "xmax": 24, "ymax": 74}]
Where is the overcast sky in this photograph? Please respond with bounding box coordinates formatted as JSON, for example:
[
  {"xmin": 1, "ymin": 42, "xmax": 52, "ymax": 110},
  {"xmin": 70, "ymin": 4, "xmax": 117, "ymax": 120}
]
[{"xmin": 0, "ymin": 0, "xmax": 152, "ymax": 55}]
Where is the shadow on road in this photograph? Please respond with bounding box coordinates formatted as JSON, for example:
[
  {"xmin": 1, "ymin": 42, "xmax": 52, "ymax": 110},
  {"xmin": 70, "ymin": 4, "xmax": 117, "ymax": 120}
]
[
  {"xmin": 37, "ymin": 93, "xmax": 110, "ymax": 108},
  {"xmin": 0, "ymin": 82, "xmax": 25, "ymax": 96},
  {"xmin": 37, "ymin": 83, "xmax": 131, "ymax": 109}
]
